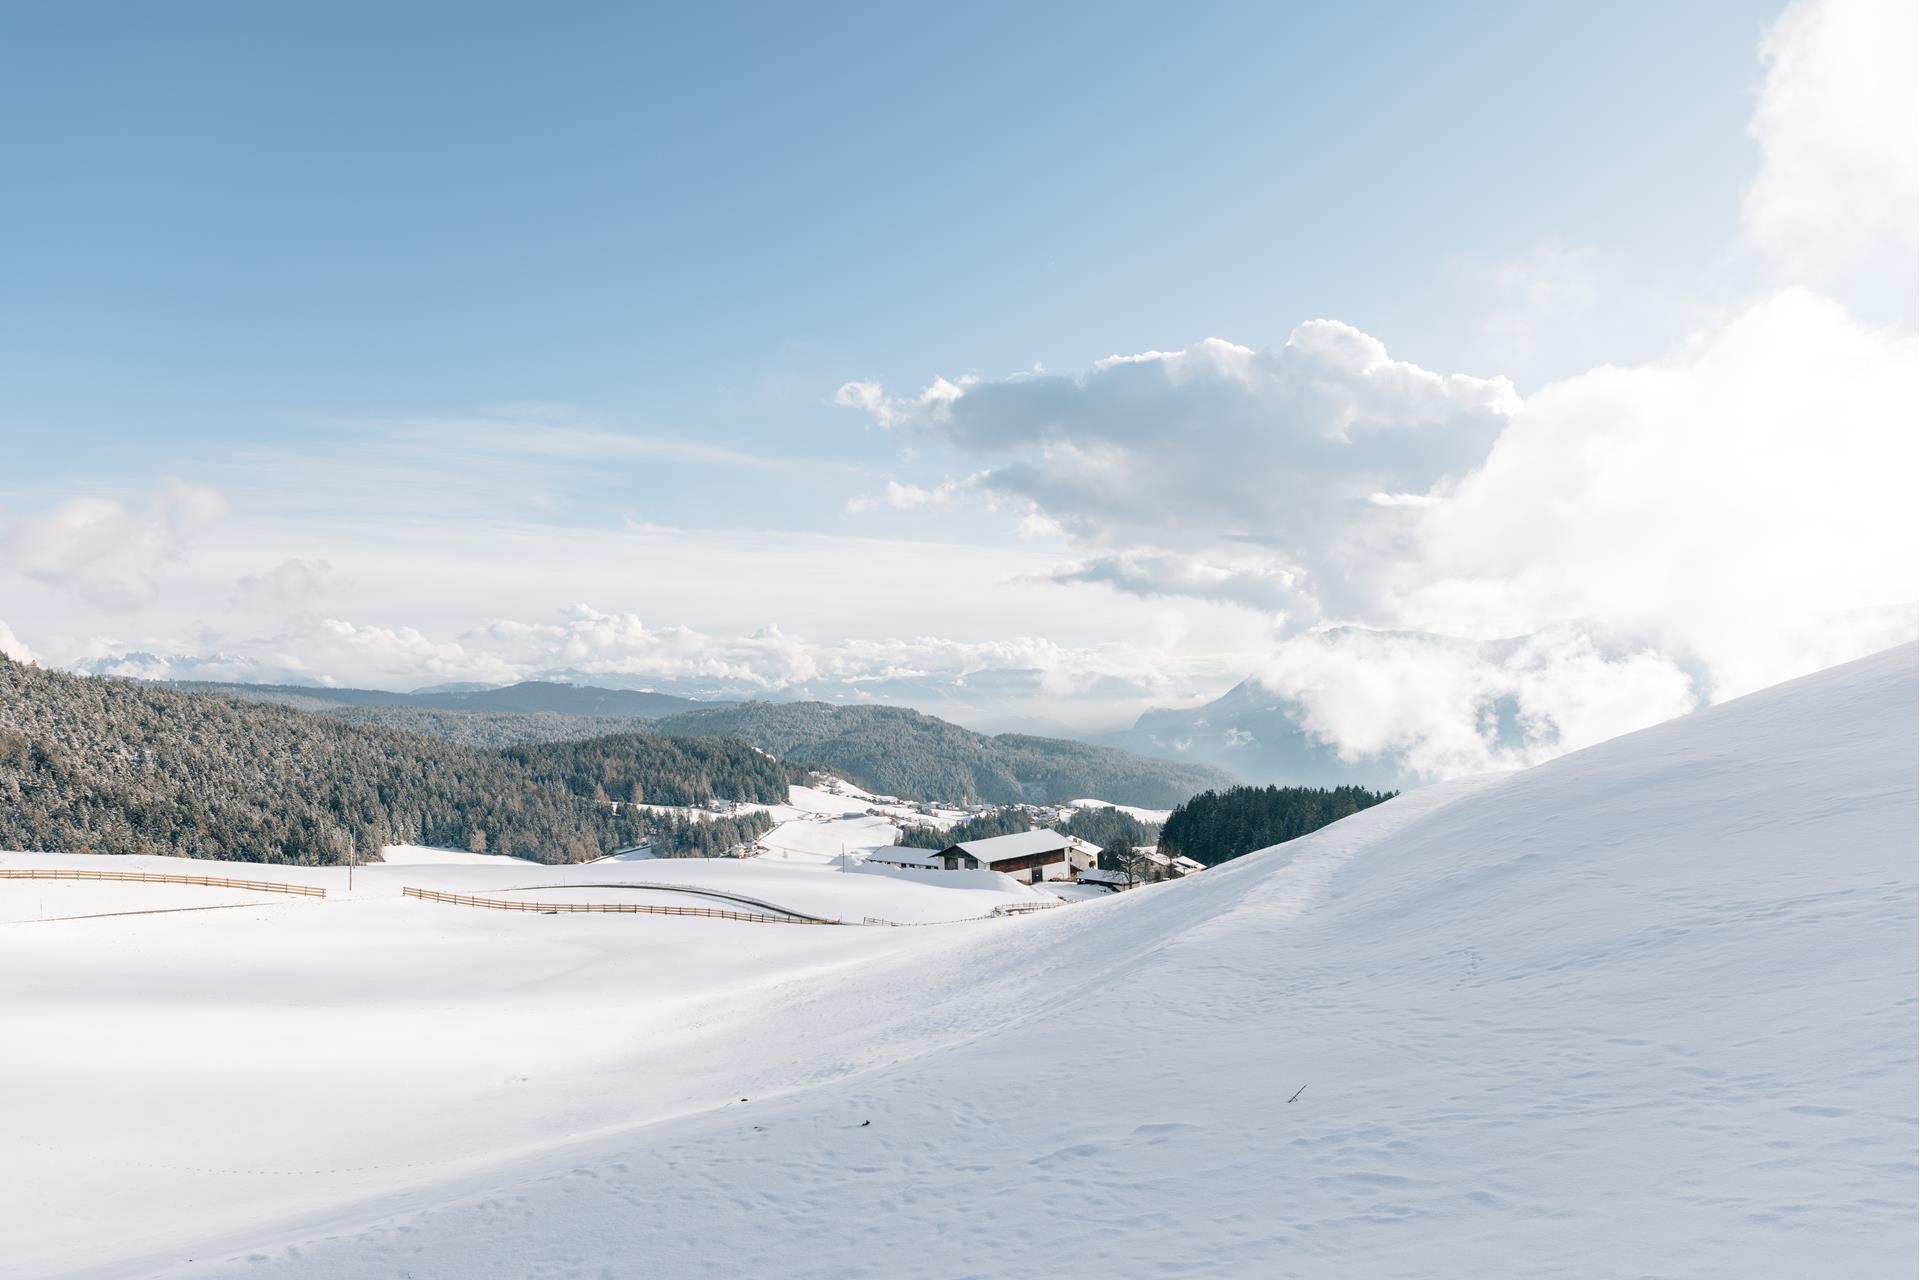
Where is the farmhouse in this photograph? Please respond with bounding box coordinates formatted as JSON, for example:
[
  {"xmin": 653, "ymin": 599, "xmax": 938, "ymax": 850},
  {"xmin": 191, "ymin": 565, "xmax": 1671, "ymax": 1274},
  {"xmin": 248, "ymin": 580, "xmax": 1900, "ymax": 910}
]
[
  {"xmin": 864, "ymin": 848, "xmax": 943, "ymax": 871},
  {"xmin": 935, "ymin": 829, "xmax": 1076, "ymax": 884}
]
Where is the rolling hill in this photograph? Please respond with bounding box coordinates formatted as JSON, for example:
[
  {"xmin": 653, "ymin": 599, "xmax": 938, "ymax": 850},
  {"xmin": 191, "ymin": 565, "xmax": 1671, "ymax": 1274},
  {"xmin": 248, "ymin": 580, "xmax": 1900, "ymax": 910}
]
[
  {"xmin": 650, "ymin": 700, "xmax": 1239, "ymax": 807},
  {"xmin": 174, "ymin": 678, "xmax": 710, "ymax": 719},
  {"xmin": 0, "ymin": 658, "xmax": 784, "ymax": 863},
  {"xmin": 187, "ymin": 679, "xmax": 1238, "ymax": 805},
  {"xmin": 10, "ymin": 647, "xmax": 1908, "ymax": 1277}
]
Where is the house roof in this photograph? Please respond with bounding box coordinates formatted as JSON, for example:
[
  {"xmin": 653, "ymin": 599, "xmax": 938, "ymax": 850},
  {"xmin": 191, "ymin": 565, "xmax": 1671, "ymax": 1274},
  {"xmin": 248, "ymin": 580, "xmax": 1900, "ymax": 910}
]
[
  {"xmin": 865, "ymin": 848, "xmax": 942, "ymax": 868},
  {"xmin": 943, "ymin": 829, "xmax": 1074, "ymax": 865}
]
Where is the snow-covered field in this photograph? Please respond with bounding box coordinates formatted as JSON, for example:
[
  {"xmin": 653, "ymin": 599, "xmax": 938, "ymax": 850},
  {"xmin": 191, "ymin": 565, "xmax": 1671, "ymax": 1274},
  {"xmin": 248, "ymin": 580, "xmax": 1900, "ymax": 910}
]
[
  {"xmin": 1065, "ymin": 796, "xmax": 1173, "ymax": 824},
  {"xmin": 379, "ymin": 843, "xmax": 539, "ymax": 866},
  {"xmin": 3, "ymin": 645, "xmax": 1913, "ymax": 1277}
]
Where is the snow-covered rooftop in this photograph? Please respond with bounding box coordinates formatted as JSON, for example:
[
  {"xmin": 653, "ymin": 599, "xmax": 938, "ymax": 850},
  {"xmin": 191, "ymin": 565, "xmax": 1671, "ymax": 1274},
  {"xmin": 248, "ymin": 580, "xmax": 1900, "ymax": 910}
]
[{"xmin": 945, "ymin": 828, "xmax": 1073, "ymax": 863}]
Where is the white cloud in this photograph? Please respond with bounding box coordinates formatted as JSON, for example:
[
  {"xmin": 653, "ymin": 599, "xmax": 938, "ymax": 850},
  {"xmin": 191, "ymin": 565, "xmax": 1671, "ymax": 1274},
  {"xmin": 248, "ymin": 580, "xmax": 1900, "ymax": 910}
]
[
  {"xmin": 67, "ymin": 603, "xmax": 1240, "ymax": 731},
  {"xmin": 834, "ymin": 375, "xmax": 976, "ymax": 430},
  {"xmin": 839, "ymin": 323, "xmax": 1519, "ymax": 625},
  {"xmin": 0, "ymin": 620, "xmax": 33, "ymax": 664},
  {"xmin": 1404, "ymin": 289, "xmax": 1918, "ymax": 702},
  {"xmin": 1051, "ymin": 550, "xmax": 1302, "ymax": 613},
  {"xmin": 234, "ymin": 558, "xmax": 336, "ymax": 611},
  {"xmin": 1255, "ymin": 627, "xmax": 1701, "ymax": 779},
  {"xmin": 1742, "ymin": 0, "xmax": 1918, "ymax": 315},
  {"xmin": 845, "ymin": 474, "xmax": 984, "ymax": 513},
  {"xmin": 0, "ymin": 482, "xmax": 228, "ymax": 609},
  {"xmin": 828, "ymin": 0, "xmax": 1919, "ymax": 779}
]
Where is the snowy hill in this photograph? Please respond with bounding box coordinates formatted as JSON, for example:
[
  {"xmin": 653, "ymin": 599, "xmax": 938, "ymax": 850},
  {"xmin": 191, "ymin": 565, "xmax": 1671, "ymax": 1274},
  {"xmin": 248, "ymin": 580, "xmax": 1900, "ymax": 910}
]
[{"xmin": 3, "ymin": 645, "xmax": 1913, "ymax": 1277}]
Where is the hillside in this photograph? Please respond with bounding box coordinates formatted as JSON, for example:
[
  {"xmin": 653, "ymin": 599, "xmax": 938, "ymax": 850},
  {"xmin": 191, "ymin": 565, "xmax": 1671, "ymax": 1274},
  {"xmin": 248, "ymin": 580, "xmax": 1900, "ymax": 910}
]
[
  {"xmin": 270, "ymin": 704, "xmax": 672, "ymax": 749},
  {"xmin": 10, "ymin": 642, "xmax": 1901, "ymax": 1278},
  {"xmin": 176, "ymin": 679, "xmax": 710, "ymax": 719},
  {"xmin": 0, "ymin": 658, "xmax": 782, "ymax": 863},
  {"xmin": 650, "ymin": 700, "xmax": 1238, "ymax": 807},
  {"xmin": 1158, "ymin": 782, "xmax": 1398, "ymax": 866}
]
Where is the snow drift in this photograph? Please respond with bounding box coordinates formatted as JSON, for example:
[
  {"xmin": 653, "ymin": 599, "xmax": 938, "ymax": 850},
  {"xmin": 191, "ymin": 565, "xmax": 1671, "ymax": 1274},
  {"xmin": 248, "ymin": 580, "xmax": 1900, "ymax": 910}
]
[{"xmin": 6, "ymin": 645, "xmax": 1914, "ymax": 1278}]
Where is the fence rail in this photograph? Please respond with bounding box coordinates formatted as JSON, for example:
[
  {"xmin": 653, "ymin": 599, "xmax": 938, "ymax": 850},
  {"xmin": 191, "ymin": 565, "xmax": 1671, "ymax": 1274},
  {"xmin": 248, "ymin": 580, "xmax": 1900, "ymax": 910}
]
[
  {"xmin": 401, "ymin": 885, "xmax": 831, "ymax": 925},
  {"xmin": 864, "ymin": 899, "xmax": 1064, "ymax": 927},
  {"xmin": 991, "ymin": 900, "xmax": 1062, "ymax": 916},
  {"xmin": 0, "ymin": 868, "xmax": 326, "ymax": 898}
]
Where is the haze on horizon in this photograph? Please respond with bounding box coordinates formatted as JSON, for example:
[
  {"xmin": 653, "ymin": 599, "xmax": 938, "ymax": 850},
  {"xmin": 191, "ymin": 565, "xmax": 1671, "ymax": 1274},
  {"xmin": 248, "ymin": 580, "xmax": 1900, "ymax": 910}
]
[{"xmin": 1, "ymin": 0, "xmax": 1914, "ymax": 780}]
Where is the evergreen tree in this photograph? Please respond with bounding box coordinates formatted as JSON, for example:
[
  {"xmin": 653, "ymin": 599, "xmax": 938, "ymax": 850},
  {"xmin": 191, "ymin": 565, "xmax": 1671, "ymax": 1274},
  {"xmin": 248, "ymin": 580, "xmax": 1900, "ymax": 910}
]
[{"xmin": 1158, "ymin": 784, "xmax": 1396, "ymax": 868}]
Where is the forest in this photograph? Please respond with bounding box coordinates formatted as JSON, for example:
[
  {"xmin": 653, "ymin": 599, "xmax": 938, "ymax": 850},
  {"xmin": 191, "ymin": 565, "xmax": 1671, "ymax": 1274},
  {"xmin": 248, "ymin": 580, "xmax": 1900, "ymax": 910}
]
[
  {"xmin": 0, "ymin": 657, "xmax": 780, "ymax": 865},
  {"xmin": 1157, "ymin": 784, "xmax": 1397, "ymax": 867},
  {"xmin": 897, "ymin": 806, "xmax": 1033, "ymax": 849},
  {"xmin": 895, "ymin": 803, "xmax": 1158, "ymax": 851},
  {"xmin": 649, "ymin": 701, "xmax": 1235, "ymax": 808},
  {"xmin": 504, "ymin": 733, "xmax": 798, "ymax": 807}
]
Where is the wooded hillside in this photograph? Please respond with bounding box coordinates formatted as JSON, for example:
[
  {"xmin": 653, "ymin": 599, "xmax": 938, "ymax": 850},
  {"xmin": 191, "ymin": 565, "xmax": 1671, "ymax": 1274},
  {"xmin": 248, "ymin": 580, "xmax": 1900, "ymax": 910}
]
[
  {"xmin": 0, "ymin": 658, "xmax": 778, "ymax": 864},
  {"xmin": 1158, "ymin": 784, "xmax": 1397, "ymax": 867},
  {"xmin": 650, "ymin": 702, "xmax": 1235, "ymax": 807}
]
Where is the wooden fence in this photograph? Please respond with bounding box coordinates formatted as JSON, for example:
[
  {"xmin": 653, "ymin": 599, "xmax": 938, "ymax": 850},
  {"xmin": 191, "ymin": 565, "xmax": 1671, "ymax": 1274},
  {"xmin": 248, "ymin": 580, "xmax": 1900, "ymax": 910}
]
[
  {"xmin": 863, "ymin": 899, "xmax": 1064, "ymax": 927},
  {"xmin": 0, "ymin": 868, "xmax": 325, "ymax": 899},
  {"xmin": 401, "ymin": 885, "xmax": 831, "ymax": 925},
  {"xmin": 991, "ymin": 900, "xmax": 1061, "ymax": 916}
]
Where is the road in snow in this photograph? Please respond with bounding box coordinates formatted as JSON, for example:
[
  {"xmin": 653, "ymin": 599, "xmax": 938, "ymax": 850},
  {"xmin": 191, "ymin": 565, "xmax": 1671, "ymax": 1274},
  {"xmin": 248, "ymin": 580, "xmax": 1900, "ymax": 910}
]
[{"xmin": 3, "ymin": 644, "xmax": 1914, "ymax": 1278}]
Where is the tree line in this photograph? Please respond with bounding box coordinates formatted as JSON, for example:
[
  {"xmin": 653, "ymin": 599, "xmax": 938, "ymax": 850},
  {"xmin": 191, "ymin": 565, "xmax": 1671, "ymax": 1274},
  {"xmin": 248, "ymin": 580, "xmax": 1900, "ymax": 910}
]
[
  {"xmin": 648, "ymin": 701, "xmax": 1237, "ymax": 808},
  {"xmin": 0, "ymin": 656, "xmax": 785, "ymax": 865},
  {"xmin": 503, "ymin": 733, "xmax": 798, "ymax": 808},
  {"xmin": 897, "ymin": 805, "xmax": 1033, "ymax": 849},
  {"xmin": 1157, "ymin": 784, "xmax": 1396, "ymax": 867}
]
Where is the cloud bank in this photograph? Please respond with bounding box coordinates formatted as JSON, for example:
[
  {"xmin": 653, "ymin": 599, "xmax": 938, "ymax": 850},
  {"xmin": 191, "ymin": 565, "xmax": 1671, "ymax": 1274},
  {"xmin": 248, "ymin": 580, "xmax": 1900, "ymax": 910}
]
[
  {"xmin": 838, "ymin": 0, "xmax": 1918, "ymax": 777},
  {"xmin": 0, "ymin": 482, "xmax": 228, "ymax": 609}
]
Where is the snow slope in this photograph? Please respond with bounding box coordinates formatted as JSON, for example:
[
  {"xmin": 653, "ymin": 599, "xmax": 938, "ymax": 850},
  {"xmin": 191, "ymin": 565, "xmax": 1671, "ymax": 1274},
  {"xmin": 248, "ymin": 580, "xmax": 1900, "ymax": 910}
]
[
  {"xmin": 1066, "ymin": 796, "xmax": 1173, "ymax": 824},
  {"xmin": 5, "ymin": 644, "xmax": 1914, "ymax": 1278},
  {"xmin": 378, "ymin": 844, "xmax": 540, "ymax": 866}
]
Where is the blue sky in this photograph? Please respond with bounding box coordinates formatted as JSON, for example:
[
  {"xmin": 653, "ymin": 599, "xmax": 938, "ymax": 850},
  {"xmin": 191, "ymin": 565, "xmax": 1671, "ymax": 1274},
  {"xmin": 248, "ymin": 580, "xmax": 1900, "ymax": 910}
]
[
  {"xmin": 0, "ymin": 0, "xmax": 1911, "ymax": 767},
  {"xmin": 4, "ymin": 1, "xmax": 1778, "ymax": 498}
]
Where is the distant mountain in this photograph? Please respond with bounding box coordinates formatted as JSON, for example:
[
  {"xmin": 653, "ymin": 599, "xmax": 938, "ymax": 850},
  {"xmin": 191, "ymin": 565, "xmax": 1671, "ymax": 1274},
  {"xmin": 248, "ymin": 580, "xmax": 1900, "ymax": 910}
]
[
  {"xmin": 175, "ymin": 679, "xmax": 714, "ymax": 719},
  {"xmin": 1101, "ymin": 678, "xmax": 1411, "ymax": 791},
  {"xmin": 650, "ymin": 701, "xmax": 1235, "ymax": 808}
]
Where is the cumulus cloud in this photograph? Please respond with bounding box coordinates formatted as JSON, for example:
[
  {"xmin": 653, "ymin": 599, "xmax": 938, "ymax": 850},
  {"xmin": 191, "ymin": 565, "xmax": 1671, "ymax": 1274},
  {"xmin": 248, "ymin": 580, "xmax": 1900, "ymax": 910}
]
[
  {"xmin": 1742, "ymin": 0, "xmax": 1918, "ymax": 313},
  {"xmin": 1051, "ymin": 550, "xmax": 1302, "ymax": 613},
  {"xmin": 1404, "ymin": 289, "xmax": 1918, "ymax": 702},
  {"xmin": 1254, "ymin": 627, "xmax": 1701, "ymax": 779},
  {"xmin": 0, "ymin": 620, "xmax": 33, "ymax": 664},
  {"xmin": 234, "ymin": 558, "xmax": 337, "ymax": 610},
  {"xmin": 840, "ymin": 325, "xmax": 1519, "ymax": 625},
  {"xmin": 831, "ymin": 0, "xmax": 1918, "ymax": 779},
  {"xmin": 0, "ymin": 482, "xmax": 228, "ymax": 609},
  {"xmin": 845, "ymin": 474, "xmax": 984, "ymax": 514},
  {"xmin": 843, "ymin": 290, "xmax": 1915, "ymax": 774},
  {"xmin": 835, "ymin": 375, "xmax": 975, "ymax": 429}
]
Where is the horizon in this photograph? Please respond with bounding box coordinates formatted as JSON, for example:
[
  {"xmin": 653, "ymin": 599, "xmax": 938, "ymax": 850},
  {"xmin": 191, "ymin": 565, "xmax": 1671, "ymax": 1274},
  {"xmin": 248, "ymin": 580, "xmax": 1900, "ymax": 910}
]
[{"xmin": 1, "ymin": 0, "xmax": 1913, "ymax": 774}]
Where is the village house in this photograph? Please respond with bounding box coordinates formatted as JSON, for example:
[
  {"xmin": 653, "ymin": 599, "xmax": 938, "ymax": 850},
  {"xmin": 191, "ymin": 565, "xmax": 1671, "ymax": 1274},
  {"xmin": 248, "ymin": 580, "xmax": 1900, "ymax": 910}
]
[
  {"xmin": 933, "ymin": 829, "xmax": 1078, "ymax": 884},
  {"xmin": 1062, "ymin": 834, "xmax": 1102, "ymax": 875},
  {"xmin": 864, "ymin": 848, "xmax": 943, "ymax": 872}
]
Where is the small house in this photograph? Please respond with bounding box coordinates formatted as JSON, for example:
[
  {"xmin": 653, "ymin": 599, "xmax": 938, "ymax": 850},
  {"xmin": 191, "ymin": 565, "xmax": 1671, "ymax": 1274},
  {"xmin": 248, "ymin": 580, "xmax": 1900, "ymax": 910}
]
[{"xmin": 935, "ymin": 829, "xmax": 1077, "ymax": 884}]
